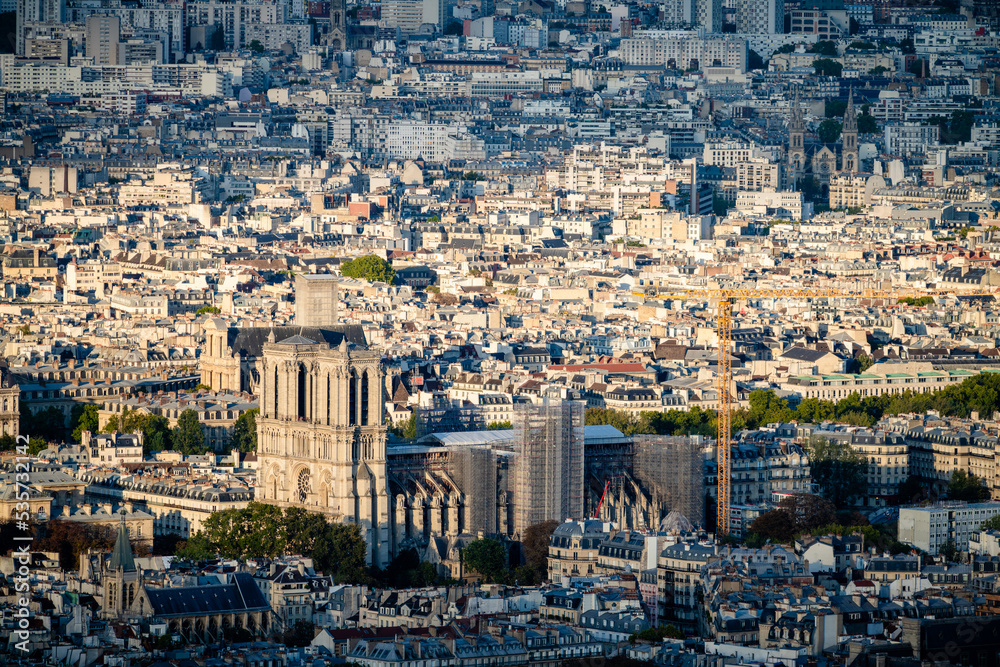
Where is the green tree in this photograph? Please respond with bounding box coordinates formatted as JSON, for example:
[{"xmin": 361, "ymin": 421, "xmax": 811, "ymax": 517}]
[
  {"xmin": 713, "ymin": 194, "xmax": 731, "ymax": 217},
  {"xmin": 799, "ymin": 176, "xmax": 823, "ymax": 201},
  {"xmin": 748, "ymin": 49, "xmax": 765, "ymax": 71},
  {"xmin": 142, "ymin": 415, "xmax": 173, "ymax": 454},
  {"xmin": 462, "ymin": 171, "xmax": 484, "ymax": 181},
  {"xmin": 172, "ymin": 409, "xmax": 207, "ymax": 454},
  {"xmin": 811, "ymin": 40, "xmax": 838, "ymax": 57},
  {"xmin": 196, "ymin": 305, "xmax": 221, "ymax": 315},
  {"xmin": 947, "ymin": 470, "xmax": 990, "ymax": 502},
  {"xmin": 389, "ymin": 412, "xmax": 417, "ymax": 440},
  {"xmin": 806, "ymin": 436, "xmax": 869, "ymax": 507},
  {"xmin": 825, "ymin": 99, "xmax": 847, "ymax": 118},
  {"xmin": 486, "ymin": 420, "xmax": 513, "ymax": 430},
  {"xmin": 869, "ymin": 65, "xmax": 889, "ymax": 76},
  {"xmin": 27, "ymin": 437, "xmax": 47, "ymax": 455},
  {"xmin": 909, "ymin": 58, "xmax": 927, "ymax": 77},
  {"xmin": 210, "ymin": 27, "xmax": 225, "ymax": 51},
  {"xmin": 229, "ymin": 408, "xmax": 258, "ymax": 453},
  {"xmin": 780, "ymin": 493, "xmax": 837, "ymax": 530},
  {"xmin": 817, "ymin": 118, "xmax": 843, "ymax": 143},
  {"xmin": 340, "ymin": 255, "xmax": 397, "ymax": 284},
  {"xmin": 20, "ymin": 403, "xmax": 67, "ymax": 443},
  {"xmin": 248, "ymin": 39, "xmax": 264, "ymax": 53},
  {"xmin": 521, "ymin": 520, "xmax": 559, "ymax": 583},
  {"xmin": 847, "ymin": 353, "xmax": 874, "ymax": 374},
  {"xmin": 0, "ymin": 12, "xmax": 15, "ymax": 54},
  {"xmin": 940, "ymin": 539, "xmax": 958, "ymax": 563},
  {"xmin": 748, "ymin": 508, "xmax": 797, "ymax": 543},
  {"xmin": 947, "ymin": 110, "xmax": 974, "ymax": 144},
  {"xmin": 813, "ymin": 59, "xmax": 843, "ymax": 77},
  {"xmin": 896, "ymin": 475, "xmax": 926, "ymax": 505},
  {"xmin": 743, "ymin": 390, "xmax": 795, "ymax": 430},
  {"xmin": 857, "ymin": 112, "xmax": 879, "ymax": 134},
  {"xmin": 981, "ymin": 515, "xmax": 1000, "ymax": 531},
  {"xmin": 444, "ymin": 20, "xmax": 463, "ymax": 35},
  {"xmin": 174, "ymin": 533, "xmax": 216, "ymax": 561},
  {"xmin": 0, "ymin": 434, "xmax": 15, "ymax": 451},
  {"xmin": 69, "ymin": 404, "xmax": 100, "ymax": 443},
  {"xmin": 462, "ymin": 538, "xmax": 508, "ymax": 583},
  {"xmin": 775, "ymin": 44, "xmax": 796, "ymax": 55}
]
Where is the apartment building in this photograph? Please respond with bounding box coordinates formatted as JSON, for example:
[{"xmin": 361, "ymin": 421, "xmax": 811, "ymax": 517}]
[{"xmin": 899, "ymin": 502, "xmax": 1000, "ymax": 554}]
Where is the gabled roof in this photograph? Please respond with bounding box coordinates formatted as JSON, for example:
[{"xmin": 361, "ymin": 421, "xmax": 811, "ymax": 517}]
[
  {"xmin": 144, "ymin": 573, "xmax": 269, "ymax": 617},
  {"xmin": 227, "ymin": 325, "xmax": 367, "ymax": 357}
]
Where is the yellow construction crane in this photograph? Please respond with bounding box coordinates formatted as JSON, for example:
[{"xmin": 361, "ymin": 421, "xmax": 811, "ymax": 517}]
[{"xmin": 631, "ymin": 284, "xmax": 993, "ymax": 536}]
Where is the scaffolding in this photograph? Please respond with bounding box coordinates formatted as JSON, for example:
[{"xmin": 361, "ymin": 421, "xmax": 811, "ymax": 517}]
[
  {"xmin": 447, "ymin": 446, "xmax": 499, "ymax": 535},
  {"xmin": 633, "ymin": 435, "xmax": 707, "ymax": 528},
  {"xmin": 510, "ymin": 399, "xmax": 586, "ymax": 537},
  {"xmin": 415, "ymin": 405, "xmax": 489, "ymax": 438}
]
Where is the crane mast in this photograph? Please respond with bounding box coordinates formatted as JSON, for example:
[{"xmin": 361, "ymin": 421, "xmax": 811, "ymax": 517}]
[{"xmin": 634, "ymin": 284, "xmax": 992, "ymax": 537}]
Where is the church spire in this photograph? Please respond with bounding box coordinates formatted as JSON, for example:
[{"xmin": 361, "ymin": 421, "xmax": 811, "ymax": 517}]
[
  {"xmin": 789, "ymin": 87, "xmax": 804, "ymax": 132},
  {"xmin": 843, "ymin": 88, "xmax": 857, "ymax": 133},
  {"xmin": 108, "ymin": 511, "xmax": 136, "ymax": 573},
  {"xmin": 841, "ymin": 88, "xmax": 859, "ymax": 173}
]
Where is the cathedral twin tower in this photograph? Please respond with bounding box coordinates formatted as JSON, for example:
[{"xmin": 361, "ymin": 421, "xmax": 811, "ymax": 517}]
[{"xmin": 256, "ymin": 331, "xmax": 392, "ymax": 567}]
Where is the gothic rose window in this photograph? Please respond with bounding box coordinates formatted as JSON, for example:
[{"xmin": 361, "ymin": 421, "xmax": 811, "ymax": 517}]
[{"xmin": 297, "ymin": 469, "xmax": 311, "ymax": 503}]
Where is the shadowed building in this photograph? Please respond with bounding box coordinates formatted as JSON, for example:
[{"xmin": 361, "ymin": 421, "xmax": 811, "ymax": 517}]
[{"xmin": 200, "ymin": 319, "xmax": 365, "ymax": 393}]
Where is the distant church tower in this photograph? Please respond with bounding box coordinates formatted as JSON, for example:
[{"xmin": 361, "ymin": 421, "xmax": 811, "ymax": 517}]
[
  {"xmin": 326, "ymin": 0, "xmax": 347, "ymax": 50},
  {"xmin": 256, "ymin": 332, "xmax": 391, "ymax": 567},
  {"xmin": 103, "ymin": 512, "xmax": 141, "ymax": 619},
  {"xmin": 841, "ymin": 89, "xmax": 859, "ymax": 173},
  {"xmin": 786, "ymin": 88, "xmax": 806, "ymax": 186}
]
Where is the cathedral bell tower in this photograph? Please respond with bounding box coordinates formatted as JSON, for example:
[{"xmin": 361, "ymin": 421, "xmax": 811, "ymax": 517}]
[
  {"xmin": 256, "ymin": 333, "xmax": 391, "ymax": 568},
  {"xmin": 841, "ymin": 89, "xmax": 859, "ymax": 173}
]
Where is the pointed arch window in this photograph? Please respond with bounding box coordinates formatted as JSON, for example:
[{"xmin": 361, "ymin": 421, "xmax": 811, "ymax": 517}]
[
  {"xmin": 349, "ymin": 370, "xmax": 358, "ymax": 426},
  {"xmin": 361, "ymin": 371, "xmax": 370, "ymax": 426}
]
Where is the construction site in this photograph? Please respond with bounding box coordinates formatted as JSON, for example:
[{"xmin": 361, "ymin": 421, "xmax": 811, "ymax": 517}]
[{"xmin": 386, "ymin": 399, "xmax": 712, "ymax": 552}]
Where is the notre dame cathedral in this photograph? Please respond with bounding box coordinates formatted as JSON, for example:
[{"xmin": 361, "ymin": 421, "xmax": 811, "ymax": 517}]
[{"xmin": 255, "ymin": 331, "xmax": 391, "ymax": 567}]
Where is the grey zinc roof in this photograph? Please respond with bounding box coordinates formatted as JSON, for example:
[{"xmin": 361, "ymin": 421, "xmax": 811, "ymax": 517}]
[
  {"xmin": 108, "ymin": 519, "xmax": 136, "ymax": 573},
  {"xmin": 227, "ymin": 326, "xmax": 367, "ymax": 357},
  {"xmin": 145, "ymin": 573, "xmax": 269, "ymax": 617}
]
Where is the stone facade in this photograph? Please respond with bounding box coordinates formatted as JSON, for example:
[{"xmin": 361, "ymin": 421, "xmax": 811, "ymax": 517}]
[{"xmin": 256, "ymin": 332, "xmax": 391, "ymax": 567}]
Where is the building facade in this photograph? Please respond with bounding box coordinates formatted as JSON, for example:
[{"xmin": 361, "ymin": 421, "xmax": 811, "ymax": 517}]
[{"xmin": 256, "ymin": 331, "xmax": 392, "ymax": 567}]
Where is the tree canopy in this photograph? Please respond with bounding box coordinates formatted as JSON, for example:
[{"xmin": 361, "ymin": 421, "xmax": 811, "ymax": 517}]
[
  {"xmin": 811, "ymin": 40, "xmax": 839, "ymax": 57},
  {"xmin": 102, "ymin": 407, "xmax": 173, "ymax": 454},
  {"xmin": 229, "ymin": 408, "xmax": 258, "ymax": 453},
  {"xmin": 520, "ymin": 520, "xmax": 559, "ymax": 584},
  {"xmin": 176, "ymin": 502, "xmax": 369, "ymax": 582},
  {"xmin": 947, "ymin": 470, "xmax": 990, "ymax": 502},
  {"xmin": 340, "ymin": 255, "xmax": 396, "ymax": 284},
  {"xmin": 818, "ymin": 118, "xmax": 843, "ymax": 144},
  {"xmin": 462, "ymin": 538, "xmax": 508, "ymax": 583},
  {"xmin": 813, "ymin": 59, "xmax": 843, "ymax": 77},
  {"xmin": 585, "ymin": 406, "xmax": 716, "ymax": 437},
  {"xmin": 807, "ymin": 436, "xmax": 869, "ymax": 507},
  {"xmin": 20, "ymin": 403, "xmax": 67, "ymax": 443},
  {"xmin": 172, "ymin": 409, "xmax": 207, "ymax": 454},
  {"xmin": 70, "ymin": 404, "xmax": 100, "ymax": 443},
  {"xmin": 747, "ymin": 494, "xmax": 836, "ymax": 544}
]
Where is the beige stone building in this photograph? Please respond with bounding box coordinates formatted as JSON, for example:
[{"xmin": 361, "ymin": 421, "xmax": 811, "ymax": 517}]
[
  {"xmin": 200, "ymin": 319, "xmax": 367, "ymax": 393},
  {"xmin": 547, "ymin": 520, "xmax": 611, "ymax": 584},
  {"xmin": 828, "ymin": 172, "xmax": 886, "ymax": 210},
  {"xmin": 256, "ymin": 330, "xmax": 391, "ymax": 567}
]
